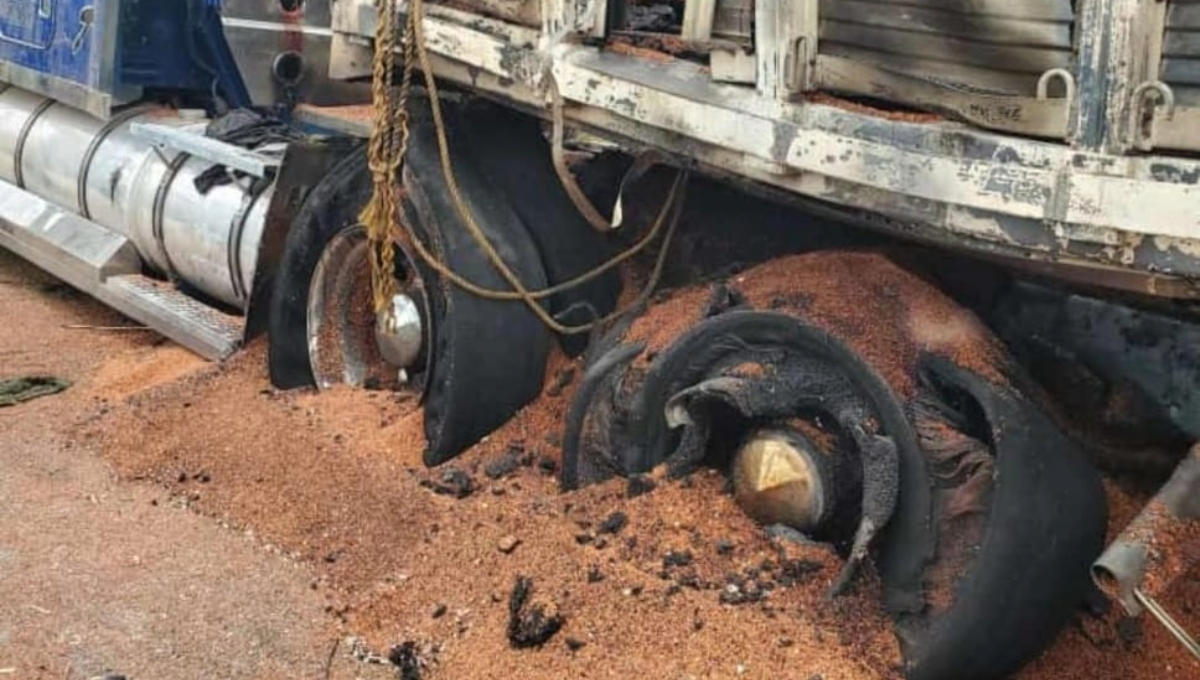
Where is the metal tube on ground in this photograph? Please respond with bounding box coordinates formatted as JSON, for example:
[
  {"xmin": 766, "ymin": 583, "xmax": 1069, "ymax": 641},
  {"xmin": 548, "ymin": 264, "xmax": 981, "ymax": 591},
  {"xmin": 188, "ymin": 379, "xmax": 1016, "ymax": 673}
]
[
  {"xmin": 1092, "ymin": 443, "xmax": 1200, "ymax": 614},
  {"xmin": 1093, "ymin": 443, "xmax": 1200, "ymax": 659}
]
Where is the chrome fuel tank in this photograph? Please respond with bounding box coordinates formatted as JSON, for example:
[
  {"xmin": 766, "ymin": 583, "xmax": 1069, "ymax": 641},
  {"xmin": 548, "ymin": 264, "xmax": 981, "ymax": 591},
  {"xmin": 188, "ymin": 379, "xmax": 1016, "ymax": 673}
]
[{"xmin": 0, "ymin": 85, "xmax": 272, "ymax": 309}]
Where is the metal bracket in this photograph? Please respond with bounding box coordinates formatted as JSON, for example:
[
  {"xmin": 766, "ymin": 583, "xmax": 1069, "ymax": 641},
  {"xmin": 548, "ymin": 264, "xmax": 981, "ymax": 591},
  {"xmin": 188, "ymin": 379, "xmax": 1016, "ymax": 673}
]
[
  {"xmin": 755, "ymin": 0, "xmax": 817, "ymax": 99},
  {"xmin": 783, "ymin": 36, "xmax": 812, "ymax": 93},
  {"xmin": 1036, "ymin": 68, "xmax": 1077, "ymax": 136},
  {"xmin": 1037, "ymin": 68, "xmax": 1077, "ymax": 103},
  {"xmin": 130, "ymin": 121, "xmax": 282, "ymax": 178},
  {"xmin": 1126, "ymin": 80, "xmax": 1177, "ymax": 151}
]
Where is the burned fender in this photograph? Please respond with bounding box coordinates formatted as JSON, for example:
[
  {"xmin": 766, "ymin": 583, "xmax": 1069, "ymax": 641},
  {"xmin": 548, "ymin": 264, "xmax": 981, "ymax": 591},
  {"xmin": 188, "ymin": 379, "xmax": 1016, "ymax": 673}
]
[{"xmin": 562, "ymin": 250, "xmax": 1106, "ymax": 680}]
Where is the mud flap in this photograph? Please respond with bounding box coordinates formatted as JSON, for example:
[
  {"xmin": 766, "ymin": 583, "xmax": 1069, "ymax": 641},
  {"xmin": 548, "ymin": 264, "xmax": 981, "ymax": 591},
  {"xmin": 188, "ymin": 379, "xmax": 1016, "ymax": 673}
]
[
  {"xmin": 401, "ymin": 96, "xmax": 553, "ymax": 465},
  {"xmin": 451, "ymin": 98, "xmax": 622, "ymax": 356}
]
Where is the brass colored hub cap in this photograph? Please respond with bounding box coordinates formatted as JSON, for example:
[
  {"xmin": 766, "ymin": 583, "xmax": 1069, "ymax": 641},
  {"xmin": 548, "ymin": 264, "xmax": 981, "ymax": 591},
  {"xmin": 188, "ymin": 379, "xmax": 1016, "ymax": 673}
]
[{"xmin": 731, "ymin": 428, "xmax": 829, "ymax": 534}]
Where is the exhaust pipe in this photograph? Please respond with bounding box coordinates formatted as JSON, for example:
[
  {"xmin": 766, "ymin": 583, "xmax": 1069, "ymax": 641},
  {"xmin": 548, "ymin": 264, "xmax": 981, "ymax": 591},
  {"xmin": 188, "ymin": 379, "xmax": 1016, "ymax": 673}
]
[
  {"xmin": 1093, "ymin": 444, "xmax": 1200, "ymax": 614},
  {"xmin": 0, "ymin": 84, "xmax": 273, "ymax": 309},
  {"xmin": 1093, "ymin": 444, "xmax": 1200, "ymax": 659}
]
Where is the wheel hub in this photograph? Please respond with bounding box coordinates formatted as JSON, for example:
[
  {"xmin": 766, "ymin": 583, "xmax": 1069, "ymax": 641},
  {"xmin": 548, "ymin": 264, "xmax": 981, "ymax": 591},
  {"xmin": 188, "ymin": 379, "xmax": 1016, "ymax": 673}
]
[
  {"xmin": 307, "ymin": 225, "xmax": 430, "ymax": 390},
  {"xmin": 375, "ymin": 292, "xmax": 424, "ymax": 371},
  {"xmin": 731, "ymin": 427, "xmax": 832, "ymax": 534}
]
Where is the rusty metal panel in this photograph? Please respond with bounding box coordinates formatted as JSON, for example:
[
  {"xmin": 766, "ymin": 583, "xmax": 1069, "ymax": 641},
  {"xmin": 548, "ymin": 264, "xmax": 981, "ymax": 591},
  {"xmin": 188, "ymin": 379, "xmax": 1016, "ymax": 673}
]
[
  {"xmin": 1163, "ymin": 0, "xmax": 1200, "ymax": 106},
  {"xmin": 817, "ymin": 0, "xmax": 1076, "ymax": 95}
]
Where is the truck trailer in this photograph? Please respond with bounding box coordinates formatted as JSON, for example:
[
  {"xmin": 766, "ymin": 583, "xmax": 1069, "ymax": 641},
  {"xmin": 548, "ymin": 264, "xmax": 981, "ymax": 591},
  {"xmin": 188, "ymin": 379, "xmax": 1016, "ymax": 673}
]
[{"xmin": 0, "ymin": 0, "xmax": 1196, "ymax": 677}]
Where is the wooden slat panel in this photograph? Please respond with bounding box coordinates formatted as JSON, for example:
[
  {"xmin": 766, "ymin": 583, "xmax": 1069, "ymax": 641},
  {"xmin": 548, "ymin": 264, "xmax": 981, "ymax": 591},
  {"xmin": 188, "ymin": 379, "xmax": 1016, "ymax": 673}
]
[
  {"xmin": 821, "ymin": 20, "xmax": 1071, "ymax": 73},
  {"xmin": 830, "ymin": 0, "xmax": 1074, "ymax": 21},
  {"xmin": 1169, "ymin": 5, "xmax": 1200, "ymax": 26},
  {"xmin": 816, "ymin": 0, "xmax": 1074, "ymax": 96},
  {"xmin": 1162, "ymin": 58, "xmax": 1200, "ymax": 85},
  {"xmin": 1164, "ymin": 1, "xmax": 1200, "ymax": 106},
  {"xmin": 821, "ymin": 1, "xmax": 1072, "ymax": 46},
  {"xmin": 1164, "ymin": 29, "xmax": 1200, "ymax": 57},
  {"xmin": 436, "ymin": 0, "xmax": 541, "ymax": 26},
  {"xmin": 1161, "ymin": 84, "xmax": 1200, "ymax": 109},
  {"xmin": 818, "ymin": 44, "xmax": 1060, "ymax": 93}
]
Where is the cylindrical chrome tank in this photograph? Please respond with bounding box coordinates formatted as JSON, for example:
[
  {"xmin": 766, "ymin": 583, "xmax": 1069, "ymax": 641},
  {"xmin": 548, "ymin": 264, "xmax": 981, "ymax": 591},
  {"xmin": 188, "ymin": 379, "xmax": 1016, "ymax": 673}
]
[{"xmin": 0, "ymin": 84, "xmax": 274, "ymax": 309}]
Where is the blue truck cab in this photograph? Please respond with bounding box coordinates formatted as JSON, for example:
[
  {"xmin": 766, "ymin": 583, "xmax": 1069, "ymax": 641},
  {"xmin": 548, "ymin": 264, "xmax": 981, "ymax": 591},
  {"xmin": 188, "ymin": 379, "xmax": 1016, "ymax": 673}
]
[{"xmin": 0, "ymin": 0, "xmax": 249, "ymax": 117}]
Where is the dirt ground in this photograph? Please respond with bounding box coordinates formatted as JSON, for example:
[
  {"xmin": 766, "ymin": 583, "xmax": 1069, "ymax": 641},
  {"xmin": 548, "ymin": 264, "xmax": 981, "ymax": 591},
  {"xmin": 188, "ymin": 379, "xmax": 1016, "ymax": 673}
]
[{"xmin": 1, "ymin": 246, "xmax": 1197, "ymax": 680}]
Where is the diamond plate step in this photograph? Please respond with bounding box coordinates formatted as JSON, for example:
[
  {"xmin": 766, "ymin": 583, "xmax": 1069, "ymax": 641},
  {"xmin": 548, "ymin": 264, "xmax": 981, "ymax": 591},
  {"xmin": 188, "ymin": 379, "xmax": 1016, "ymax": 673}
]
[
  {"xmin": 102, "ymin": 275, "xmax": 244, "ymax": 360},
  {"xmin": 0, "ymin": 177, "xmax": 244, "ymax": 361}
]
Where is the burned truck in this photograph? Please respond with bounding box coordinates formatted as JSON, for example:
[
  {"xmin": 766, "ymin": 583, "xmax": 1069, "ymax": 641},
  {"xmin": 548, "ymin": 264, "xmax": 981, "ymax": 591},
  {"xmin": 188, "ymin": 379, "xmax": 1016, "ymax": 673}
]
[{"xmin": 0, "ymin": 0, "xmax": 1196, "ymax": 676}]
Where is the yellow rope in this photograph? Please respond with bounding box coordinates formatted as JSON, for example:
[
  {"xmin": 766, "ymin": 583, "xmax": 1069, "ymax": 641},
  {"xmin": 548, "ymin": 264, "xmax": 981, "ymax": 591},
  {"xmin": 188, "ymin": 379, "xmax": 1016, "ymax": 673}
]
[{"xmin": 360, "ymin": 0, "xmax": 409, "ymax": 316}]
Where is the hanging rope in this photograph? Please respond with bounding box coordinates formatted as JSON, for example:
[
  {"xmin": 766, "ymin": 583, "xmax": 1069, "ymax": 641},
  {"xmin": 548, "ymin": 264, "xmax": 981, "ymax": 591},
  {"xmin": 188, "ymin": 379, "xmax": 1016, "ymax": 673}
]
[
  {"xmin": 358, "ymin": 0, "xmax": 689, "ymax": 335},
  {"xmin": 359, "ymin": 0, "xmax": 410, "ymax": 318}
]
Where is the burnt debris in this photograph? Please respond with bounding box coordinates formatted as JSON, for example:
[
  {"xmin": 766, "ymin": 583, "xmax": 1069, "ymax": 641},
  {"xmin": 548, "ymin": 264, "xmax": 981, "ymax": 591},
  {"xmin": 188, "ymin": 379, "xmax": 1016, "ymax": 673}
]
[
  {"xmin": 597, "ymin": 511, "xmax": 629, "ymax": 535},
  {"xmin": 420, "ymin": 468, "xmax": 476, "ymax": 499},
  {"xmin": 387, "ymin": 641, "xmax": 426, "ymax": 680},
  {"xmin": 507, "ymin": 576, "xmax": 565, "ymax": 648}
]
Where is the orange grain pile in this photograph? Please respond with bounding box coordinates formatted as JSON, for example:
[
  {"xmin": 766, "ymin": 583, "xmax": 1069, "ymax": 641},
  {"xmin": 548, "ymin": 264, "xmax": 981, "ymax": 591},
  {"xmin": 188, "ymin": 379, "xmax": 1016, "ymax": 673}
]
[
  {"xmin": 732, "ymin": 250, "xmax": 1008, "ymax": 394},
  {"xmin": 81, "ymin": 252, "xmax": 1198, "ymax": 680},
  {"xmin": 85, "ymin": 341, "xmax": 903, "ymax": 680}
]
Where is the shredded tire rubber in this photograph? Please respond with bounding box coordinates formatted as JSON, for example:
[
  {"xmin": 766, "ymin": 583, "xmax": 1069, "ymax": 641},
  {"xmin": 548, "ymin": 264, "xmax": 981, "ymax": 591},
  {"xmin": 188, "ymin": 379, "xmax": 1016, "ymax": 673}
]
[{"xmin": 562, "ymin": 250, "xmax": 1106, "ymax": 680}]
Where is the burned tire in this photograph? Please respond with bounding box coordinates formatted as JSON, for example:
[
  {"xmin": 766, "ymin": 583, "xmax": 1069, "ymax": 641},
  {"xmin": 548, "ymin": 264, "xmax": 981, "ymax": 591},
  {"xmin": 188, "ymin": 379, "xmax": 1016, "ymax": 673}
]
[
  {"xmin": 562, "ymin": 251, "xmax": 1106, "ymax": 680},
  {"xmin": 452, "ymin": 98, "xmax": 622, "ymax": 356},
  {"xmin": 267, "ymin": 96, "xmax": 554, "ymax": 465}
]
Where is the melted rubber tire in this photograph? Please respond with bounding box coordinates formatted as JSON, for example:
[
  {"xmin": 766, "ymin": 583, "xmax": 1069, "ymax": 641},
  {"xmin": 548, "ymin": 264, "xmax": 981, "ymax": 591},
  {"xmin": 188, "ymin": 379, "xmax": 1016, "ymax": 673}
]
[
  {"xmin": 561, "ymin": 252, "xmax": 1107, "ymax": 680},
  {"xmin": 896, "ymin": 355, "xmax": 1106, "ymax": 680},
  {"xmin": 268, "ymin": 97, "xmax": 552, "ymax": 465},
  {"xmin": 562, "ymin": 310, "xmax": 932, "ymax": 609}
]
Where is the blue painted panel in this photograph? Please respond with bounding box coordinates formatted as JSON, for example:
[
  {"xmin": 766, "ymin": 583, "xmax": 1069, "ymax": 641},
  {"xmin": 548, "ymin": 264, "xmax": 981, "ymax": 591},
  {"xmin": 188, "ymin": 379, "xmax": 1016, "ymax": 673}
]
[
  {"xmin": 0, "ymin": 0, "xmax": 114, "ymax": 92},
  {"xmin": 0, "ymin": 1, "xmax": 250, "ymax": 113}
]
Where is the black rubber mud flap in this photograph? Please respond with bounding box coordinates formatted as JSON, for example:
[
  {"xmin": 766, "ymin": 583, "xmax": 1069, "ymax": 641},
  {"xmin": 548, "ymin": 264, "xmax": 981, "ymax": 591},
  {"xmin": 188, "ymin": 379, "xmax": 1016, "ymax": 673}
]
[
  {"xmin": 453, "ymin": 98, "xmax": 622, "ymax": 356},
  {"xmin": 267, "ymin": 96, "xmax": 553, "ymax": 466},
  {"xmin": 267, "ymin": 142, "xmax": 370, "ymax": 390},
  {"xmin": 561, "ymin": 251, "xmax": 1107, "ymax": 680}
]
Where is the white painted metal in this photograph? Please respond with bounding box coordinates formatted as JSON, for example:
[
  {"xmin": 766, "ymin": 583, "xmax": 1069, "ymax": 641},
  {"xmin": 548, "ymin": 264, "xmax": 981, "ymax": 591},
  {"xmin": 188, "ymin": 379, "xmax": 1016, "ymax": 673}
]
[
  {"xmin": 325, "ymin": 0, "xmax": 1200, "ymax": 285},
  {"xmin": 681, "ymin": 0, "xmax": 716, "ymax": 42}
]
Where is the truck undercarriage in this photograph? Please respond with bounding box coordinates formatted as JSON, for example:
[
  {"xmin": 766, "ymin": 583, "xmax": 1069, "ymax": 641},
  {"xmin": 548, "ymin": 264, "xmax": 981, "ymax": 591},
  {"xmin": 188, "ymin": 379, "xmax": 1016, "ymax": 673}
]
[{"xmin": 0, "ymin": 0, "xmax": 1196, "ymax": 676}]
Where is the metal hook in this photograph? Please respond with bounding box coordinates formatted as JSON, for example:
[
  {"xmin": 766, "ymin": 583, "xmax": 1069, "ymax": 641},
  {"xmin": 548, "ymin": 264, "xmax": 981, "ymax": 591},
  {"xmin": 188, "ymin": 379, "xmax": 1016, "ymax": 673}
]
[
  {"xmin": 1132, "ymin": 81, "xmax": 1177, "ymax": 118},
  {"xmin": 1127, "ymin": 81, "xmax": 1176, "ymax": 150},
  {"xmin": 1036, "ymin": 68, "xmax": 1076, "ymax": 102},
  {"xmin": 1037, "ymin": 69, "xmax": 1076, "ymax": 139}
]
